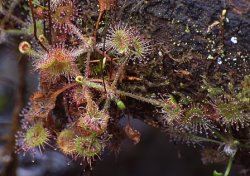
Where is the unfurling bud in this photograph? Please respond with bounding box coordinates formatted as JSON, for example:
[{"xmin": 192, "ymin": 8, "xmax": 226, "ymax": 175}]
[{"xmin": 19, "ymin": 41, "xmax": 31, "ymax": 54}]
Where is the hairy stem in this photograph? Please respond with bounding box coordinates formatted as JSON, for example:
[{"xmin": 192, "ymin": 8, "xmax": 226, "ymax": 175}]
[
  {"xmin": 111, "ymin": 58, "xmax": 128, "ymax": 88},
  {"xmin": 75, "ymin": 76, "xmax": 165, "ymax": 107}
]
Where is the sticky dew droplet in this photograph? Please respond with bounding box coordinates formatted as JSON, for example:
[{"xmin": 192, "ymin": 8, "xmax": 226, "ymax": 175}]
[{"xmin": 217, "ymin": 58, "xmax": 222, "ymax": 65}]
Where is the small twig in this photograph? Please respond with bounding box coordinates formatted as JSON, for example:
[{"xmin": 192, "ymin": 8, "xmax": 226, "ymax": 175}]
[
  {"xmin": 47, "ymin": 0, "xmax": 53, "ymax": 45},
  {"xmin": 95, "ymin": 48, "xmax": 113, "ymax": 61},
  {"xmin": 93, "ymin": 10, "xmax": 104, "ymax": 43},
  {"xmin": 218, "ymin": 9, "xmax": 227, "ymax": 56},
  {"xmin": 28, "ymin": 0, "xmax": 48, "ymax": 52}
]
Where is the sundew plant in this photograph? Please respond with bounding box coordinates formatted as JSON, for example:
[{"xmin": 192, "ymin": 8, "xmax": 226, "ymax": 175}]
[{"xmin": 0, "ymin": 0, "xmax": 249, "ymax": 175}]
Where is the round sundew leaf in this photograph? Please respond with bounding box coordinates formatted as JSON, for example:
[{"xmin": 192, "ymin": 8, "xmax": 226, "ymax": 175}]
[
  {"xmin": 57, "ymin": 129, "xmax": 76, "ymax": 155},
  {"xmin": 74, "ymin": 136, "xmax": 102, "ymax": 157},
  {"xmin": 24, "ymin": 122, "xmax": 49, "ymax": 148}
]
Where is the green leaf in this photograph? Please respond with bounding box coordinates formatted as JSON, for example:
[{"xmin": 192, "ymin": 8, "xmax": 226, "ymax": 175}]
[
  {"xmin": 116, "ymin": 100, "xmax": 126, "ymax": 110},
  {"xmin": 213, "ymin": 170, "xmax": 223, "ymax": 176}
]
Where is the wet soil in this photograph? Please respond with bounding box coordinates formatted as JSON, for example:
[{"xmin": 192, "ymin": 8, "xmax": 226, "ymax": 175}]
[
  {"xmin": 109, "ymin": 0, "xmax": 250, "ymax": 109},
  {"xmin": 107, "ymin": 0, "xmax": 250, "ymax": 172}
]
